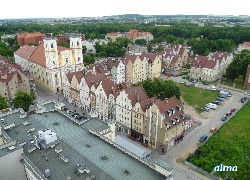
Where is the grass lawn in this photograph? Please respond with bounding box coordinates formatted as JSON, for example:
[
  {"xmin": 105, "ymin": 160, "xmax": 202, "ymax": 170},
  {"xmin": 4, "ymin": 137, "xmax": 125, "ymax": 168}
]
[
  {"xmin": 177, "ymin": 84, "xmax": 219, "ymax": 113},
  {"xmin": 187, "ymin": 101, "xmax": 250, "ymax": 179},
  {"xmin": 221, "ymin": 76, "xmax": 247, "ymax": 91}
]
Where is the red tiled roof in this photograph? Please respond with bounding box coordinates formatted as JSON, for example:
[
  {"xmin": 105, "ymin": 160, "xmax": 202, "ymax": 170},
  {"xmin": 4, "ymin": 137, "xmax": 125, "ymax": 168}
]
[
  {"xmin": 84, "ymin": 73, "xmax": 106, "ymax": 89},
  {"xmin": 156, "ymin": 96, "xmax": 184, "ymax": 125},
  {"xmin": 66, "ymin": 72, "xmax": 75, "ymax": 84},
  {"xmin": 29, "ymin": 42, "xmax": 46, "ymax": 67},
  {"xmin": 74, "ymin": 71, "xmax": 84, "ymax": 84},
  {"xmin": 125, "ymin": 85, "xmax": 148, "ymax": 107},
  {"xmin": 170, "ymin": 55, "xmax": 180, "ymax": 64},
  {"xmin": 242, "ymin": 42, "xmax": 250, "ymax": 47},
  {"xmin": 106, "ymin": 32, "xmax": 118, "ymax": 37},
  {"xmin": 101, "ymin": 79, "xmax": 118, "ymax": 97},
  {"xmin": 203, "ymin": 60, "xmax": 216, "ymax": 69},
  {"xmin": 14, "ymin": 45, "xmax": 37, "ymax": 60},
  {"xmin": 139, "ymin": 97, "xmax": 157, "ymax": 112}
]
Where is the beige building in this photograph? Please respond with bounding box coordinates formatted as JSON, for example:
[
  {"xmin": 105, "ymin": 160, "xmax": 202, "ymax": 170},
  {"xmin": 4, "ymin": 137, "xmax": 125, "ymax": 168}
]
[
  {"xmin": 190, "ymin": 52, "xmax": 233, "ymax": 81},
  {"xmin": 14, "ymin": 36, "xmax": 85, "ymax": 93},
  {"xmin": 115, "ymin": 85, "xmax": 148, "ymax": 135},
  {"xmin": 131, "ymin": 97, "xmax": 157, "ymax": 142},
  {"xmin": 123, "ymin": 53, "xmax": 162, "ymax": 86},
  {"xmin": 145, "ymin": 97, "xmax": 185, "ymax": 153},
  {"xmin": 0, "ymin": 58, "xmax": 34, "ymax": 100}
]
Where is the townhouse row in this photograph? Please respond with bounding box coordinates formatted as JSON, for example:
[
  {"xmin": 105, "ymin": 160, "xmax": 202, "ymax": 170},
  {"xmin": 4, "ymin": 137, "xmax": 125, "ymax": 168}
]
[
  {"xmin": 63, "ymin": 71, "xmax": 193, "ymax": 153},
  {"xmin": 190, "ymin": 52, "xmax": 233, "ymax": 81}
]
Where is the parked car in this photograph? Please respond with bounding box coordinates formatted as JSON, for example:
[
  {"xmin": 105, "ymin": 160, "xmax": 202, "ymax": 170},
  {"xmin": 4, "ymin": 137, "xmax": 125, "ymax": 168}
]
[
  {"xmin": 216, "ymin": 97, "xmax": 224, "ymax": 102},
  {"xmin": 211, "ymin": 86, "xmax": 217, "ymax": 91},
  {"xmin": 210, "ymin": 127, "xmax": 217, "ymax": 133},
  {"xmin": 226, "ymin": 112, "xmax": 232, "ymax": 116},
  {"xmin": 71, "ymin": 113, "xmax": 79, "ymax": 117},
  {"xmin": 241, "ymin": 97, "xmax": 247, "ymax": 103},
  {"xmin": 221, "ymin": 115, "xmax": 227, "ymax": 121},
  {"xmin": 67, "ymin": 109, "xmax": 73, "ymax": 114},
  {"xmin": 219, "ymin": 94, "xmax": 227, "ymax": 99},
  {"xmin": 244, "ymin": 91, "xmax": 248, "ymax": 95},
  {"xmin": 230, "ymin": 108, "xmax": 236, "ymax": 112},
  {"xmin": 201, "ymin": 107, "xmax": 209, "ymax": 112},
  {"xmin": 205, "ymin": 103, "xmax": 217, "ymax": 110},
  {"xmin": 212, "ymin": 101, "xmax": 221, "ymax": 105},
  {"xmin": 199, "ymin": 134, "xmax": 208, "ymax": 142},
  {"xmin": 184, "ymin": 83, "xmax": 191, "ymax": 87},
  {"xmin": 206, "ymin": 86, "xmax": 210, "ymax": 90},
  {"xmin": 202, "ymin": 81, "xmax": 209, "ymax": 85}
]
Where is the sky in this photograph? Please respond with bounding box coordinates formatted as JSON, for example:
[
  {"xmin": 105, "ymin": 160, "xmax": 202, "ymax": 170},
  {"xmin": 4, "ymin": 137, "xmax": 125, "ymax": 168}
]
[{"xmin": 1, "ymin": 0, "xmax": 249, "ymax": 19}]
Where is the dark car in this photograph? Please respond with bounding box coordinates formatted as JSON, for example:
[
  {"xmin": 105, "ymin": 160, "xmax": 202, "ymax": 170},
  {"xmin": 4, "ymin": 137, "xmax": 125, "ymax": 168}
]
[
  {"xmin": 201, "ymin": 107, "xmax": 209, "ymax": 112},
  {"xmin": 226, "ymin": 112, "xmax": 232, "ymax": 116},
  {"xmin": 212, "ymin": 101, "xmax": 221, "ymax": 105},
  {"xmin": 202, "ymin": 81, "xmax": 208, "ymax": 85},
  {"xmin": 216, "ymin": 97, "xmax": 224, "ymax": 102},
  {"xmin": 230, "ymin": 108, "xmax": 236, "ymax": 112},
  {"xmin": 221, "ymin": 115, "xmax": 227, "ymax": 121},
  {"xmin": 71, "ymin": 113, "xmax": 79, "ymax": 117},
  {"xmin": 199, "ymin": 134, "xmax": 208, "ymax": 143},
  {"xmin": 241, "ymin": 97, "xmax": 247, "ymax": 103},
  {"xmin": 219, "ymin": 94, "xmax": 227, "ymax": 99}
]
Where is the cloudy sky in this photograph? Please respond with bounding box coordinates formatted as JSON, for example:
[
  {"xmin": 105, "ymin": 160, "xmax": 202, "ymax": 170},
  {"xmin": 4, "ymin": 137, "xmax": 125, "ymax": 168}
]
[{"xmin": 1, "ymin": 0, "xmax": 248, "ymax": 19}]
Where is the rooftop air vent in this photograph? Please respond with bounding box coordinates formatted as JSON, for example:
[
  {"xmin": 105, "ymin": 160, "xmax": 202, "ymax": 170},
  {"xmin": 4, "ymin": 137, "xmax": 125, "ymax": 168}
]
[{"xmin": 45, "ymin": 169, "xmax": 51, "ymax": 178}]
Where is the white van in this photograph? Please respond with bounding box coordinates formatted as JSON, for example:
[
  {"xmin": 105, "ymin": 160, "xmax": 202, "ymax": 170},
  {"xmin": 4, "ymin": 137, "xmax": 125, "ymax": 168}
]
[
  {"xmin": 211, "ymin": 86, "xmax": 217, "ymax": 91},
  {"xmin": 220, "ymin": 91, "xmax": 230, "ymax": 97},
  {"xmin": 205, "ymin": 103, "xmax": 217, "ymax": 110}
]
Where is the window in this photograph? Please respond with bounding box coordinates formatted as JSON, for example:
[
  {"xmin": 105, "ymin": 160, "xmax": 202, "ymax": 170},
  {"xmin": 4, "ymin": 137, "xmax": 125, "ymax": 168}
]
[
  {"xmin": 78, "ymin": 57, "xmax": 80, "ymax": 61},
  {"xmin": 77, "ymin": 41, "xmax": 79, "ymax": 46},
  {"xmin": 51, "ymin": 43, "xmax": 54, "ymax": 48}
]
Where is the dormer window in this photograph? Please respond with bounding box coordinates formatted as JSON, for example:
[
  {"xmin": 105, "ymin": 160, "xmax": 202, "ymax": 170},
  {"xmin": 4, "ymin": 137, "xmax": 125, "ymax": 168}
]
[
  {"xmin": 176, "ymin": 105, "xmax": 181, "ymax": 111},
  {"xmin": 181, "ymin": 114, "xmax": 186, "ymax": 120},
  {"xmin": 167, "ymin": 110, "xmax": 172, "ymax": 116},
  {"xmin": 171, "ymin": 108, "xmax": 175, "ymax": 114},
  {"xmin": 175, "ymin": 117, "xmax": 180, "ymax": 123},
  {"xmin": 171, "ymin": 119, "xmax": 176, "ymax": 125}
]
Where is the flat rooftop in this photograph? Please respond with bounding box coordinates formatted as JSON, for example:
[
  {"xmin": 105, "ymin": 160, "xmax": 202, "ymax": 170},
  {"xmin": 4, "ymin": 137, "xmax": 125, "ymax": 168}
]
[{"xmin": 2, "ymin": 110, "xmax": 166, "ymax": 180}]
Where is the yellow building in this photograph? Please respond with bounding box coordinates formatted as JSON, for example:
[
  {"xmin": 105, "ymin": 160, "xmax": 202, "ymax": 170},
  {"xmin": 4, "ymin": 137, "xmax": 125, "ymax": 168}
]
[
  {"xmin": 145, "ymin": 96, "xmax": 185, "ymax": 153},
  {"xmin": 14, "ymin": 36, "xmax": 85, "ymax": 93}
]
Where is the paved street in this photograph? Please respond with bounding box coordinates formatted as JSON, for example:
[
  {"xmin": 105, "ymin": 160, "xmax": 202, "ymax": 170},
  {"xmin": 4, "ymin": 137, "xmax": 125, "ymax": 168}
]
[{"xmin": 34, "ymin": 81, "xmax": 247, "ymax": 180}]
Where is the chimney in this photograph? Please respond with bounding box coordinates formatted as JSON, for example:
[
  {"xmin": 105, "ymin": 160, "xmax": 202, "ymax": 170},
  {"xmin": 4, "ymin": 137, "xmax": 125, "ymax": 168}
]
[
  {"xmin": 112, "ymin": 87, "xmax": 115, "ymax": 93},
  {"xmin": 165, "ymin": 98, "xmax": 168, "ymax": 104}
]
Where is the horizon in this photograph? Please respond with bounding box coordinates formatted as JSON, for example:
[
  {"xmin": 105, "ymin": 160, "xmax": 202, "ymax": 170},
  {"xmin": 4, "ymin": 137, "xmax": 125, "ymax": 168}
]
[{"xmin": 1, "ymin": 0, "xmax": 249, "ymax": 19}]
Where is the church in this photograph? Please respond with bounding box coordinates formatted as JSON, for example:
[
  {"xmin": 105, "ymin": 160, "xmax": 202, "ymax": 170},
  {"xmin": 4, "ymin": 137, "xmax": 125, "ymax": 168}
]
[{"xmin": 14, "ymin": 36, "xmax": 85, "ymax": 93}]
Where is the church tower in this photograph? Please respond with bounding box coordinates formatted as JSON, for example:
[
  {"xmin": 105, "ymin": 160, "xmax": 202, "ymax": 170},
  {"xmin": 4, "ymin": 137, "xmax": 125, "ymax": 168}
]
[
  {"xmin": 70, "ymin": 36, "xmax": 83, "ymax": 65},
  {"xmin": 44, "ymin": 38, "xmax": 59, "ymax": 69}
]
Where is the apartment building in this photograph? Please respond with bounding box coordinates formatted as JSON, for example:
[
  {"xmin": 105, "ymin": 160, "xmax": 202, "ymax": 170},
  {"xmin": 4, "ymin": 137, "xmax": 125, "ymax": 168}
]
[
  {"xmin": 17, "ymin": 32, "xmax": 43, "ymax": 46},
  {"xmin": 0, "ymin": 57, "xmax": 35, "ymax": 100},
  {"xmin": 145, "ymin": 97, "xmax": 185, "ymax": 153},
  {"xmin": 115, "ymin": 85, "xmax": 148, "ymax": 135}
]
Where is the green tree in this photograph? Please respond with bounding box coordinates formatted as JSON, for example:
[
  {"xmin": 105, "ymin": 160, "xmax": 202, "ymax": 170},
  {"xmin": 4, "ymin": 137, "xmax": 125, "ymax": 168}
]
[
  {"xmin": 0, "ymin": 95, "xmax": 8, "ymax": 110},
  {"xmin": 141, "ymin": 79, "xmax": 181, "ymax": 99},
  {"xmin": 135, "ymin": 39, "xmax": 147, "ymax": 46},
  {"xmin": 165, "ymin": 35, "xmax": 177, "ymax": 43},
  {"xmin": 82, "ymin": 45, "xmax": 87, "ymax": 54},
  {"xmin": 13, "ymin": 91, "xmax": 35, "ymax": 112},
  {"xmin": 155, "ymin": 45, "xmax": 164, "ymax": 52},
  {"xmin": 147, "ymin": 44, "xmax": 152, "ymax": 53},
  {"xmin": 83, "ymin": 55, "xmax": 95, "ymax": 66},
  {"xmin": 94, "ymin": 42, "xmax": 102, "ymax": 54}
]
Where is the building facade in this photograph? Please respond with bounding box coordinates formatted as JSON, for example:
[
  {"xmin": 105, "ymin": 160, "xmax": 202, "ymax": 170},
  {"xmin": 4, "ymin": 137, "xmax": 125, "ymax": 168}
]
[{"xmin": 14, "ymin": 36, "xmax": 85, "ymax": 93}]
